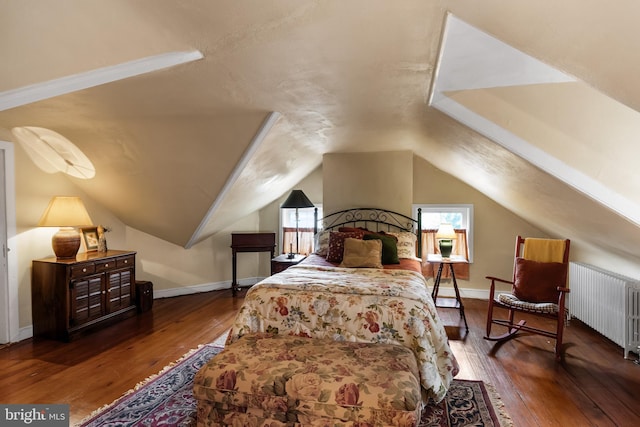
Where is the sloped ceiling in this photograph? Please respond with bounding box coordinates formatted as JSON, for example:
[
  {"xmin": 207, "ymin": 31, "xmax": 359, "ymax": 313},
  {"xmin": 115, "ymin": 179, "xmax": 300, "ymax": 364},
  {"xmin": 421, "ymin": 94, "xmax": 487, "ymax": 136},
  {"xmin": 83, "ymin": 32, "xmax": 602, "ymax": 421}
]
[{"xmin": 1, "ymin": 1, "xmax": 639, "ymax": 261}]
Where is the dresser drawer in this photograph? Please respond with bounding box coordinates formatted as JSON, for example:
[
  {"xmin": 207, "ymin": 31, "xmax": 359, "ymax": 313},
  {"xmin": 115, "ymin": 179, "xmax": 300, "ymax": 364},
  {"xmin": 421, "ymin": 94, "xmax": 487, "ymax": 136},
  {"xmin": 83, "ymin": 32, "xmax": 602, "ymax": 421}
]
[
  {"xmin": 117, "ymin": 255, "xmax": 135, "ymax": 269},
  {"xmin": 70, "ymin": 262, "xmax": 95, "ymax": 278},
  {"xmin": 95, "ymin": 258, "xmax": 117, "ymax": 272}
]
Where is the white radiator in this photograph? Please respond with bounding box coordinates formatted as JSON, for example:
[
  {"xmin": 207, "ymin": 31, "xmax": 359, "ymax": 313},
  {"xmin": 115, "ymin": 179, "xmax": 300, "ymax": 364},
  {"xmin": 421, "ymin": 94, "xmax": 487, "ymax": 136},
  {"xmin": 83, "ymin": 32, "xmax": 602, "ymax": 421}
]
[{"xmin": 568, "ymin": 262, "xmax": 640, "ymax": 359}]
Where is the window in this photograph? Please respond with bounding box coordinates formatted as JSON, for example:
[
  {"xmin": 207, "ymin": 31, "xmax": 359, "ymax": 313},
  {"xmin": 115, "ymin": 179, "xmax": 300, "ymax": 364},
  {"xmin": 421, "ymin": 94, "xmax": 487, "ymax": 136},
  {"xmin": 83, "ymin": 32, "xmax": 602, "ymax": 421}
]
[
  {"xmin": 280, "ymin": 205, "xmax": 323, "ymax": 255},
  {"xmin": 413, "ymin": 204, "xmax": 474, "ymax": 262}
]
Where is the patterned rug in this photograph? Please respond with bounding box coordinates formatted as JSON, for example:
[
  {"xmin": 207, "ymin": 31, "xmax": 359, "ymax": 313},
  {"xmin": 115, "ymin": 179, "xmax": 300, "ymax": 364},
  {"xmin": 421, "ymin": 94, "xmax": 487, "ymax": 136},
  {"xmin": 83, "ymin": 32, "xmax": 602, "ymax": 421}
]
[{"xmin": 77, "ymin": 340, "xmax": 512, "ymax": 427}]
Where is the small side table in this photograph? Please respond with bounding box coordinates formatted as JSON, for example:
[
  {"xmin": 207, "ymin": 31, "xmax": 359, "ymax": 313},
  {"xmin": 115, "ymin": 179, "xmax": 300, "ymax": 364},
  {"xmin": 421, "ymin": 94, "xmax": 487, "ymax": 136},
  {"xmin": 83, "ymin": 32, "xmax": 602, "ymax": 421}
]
[
  {"xmin": 271, "ymin": 254, "xmax": 306, "ymax": 275},
  {"xmin": 428, "ymin": 254, "xmax": 469, "ymax": 333},
  {"xmin": 231, "ymin": 232, "xmax": 276, "ymax": 297}
]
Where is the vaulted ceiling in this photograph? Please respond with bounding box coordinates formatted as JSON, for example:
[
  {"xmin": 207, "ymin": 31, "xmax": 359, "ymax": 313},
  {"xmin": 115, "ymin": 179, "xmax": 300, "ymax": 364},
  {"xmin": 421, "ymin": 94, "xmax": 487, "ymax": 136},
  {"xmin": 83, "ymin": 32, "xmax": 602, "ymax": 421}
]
[{"xmin": 1, "ymin": 1, "xmax": 639, "ymax": 263}]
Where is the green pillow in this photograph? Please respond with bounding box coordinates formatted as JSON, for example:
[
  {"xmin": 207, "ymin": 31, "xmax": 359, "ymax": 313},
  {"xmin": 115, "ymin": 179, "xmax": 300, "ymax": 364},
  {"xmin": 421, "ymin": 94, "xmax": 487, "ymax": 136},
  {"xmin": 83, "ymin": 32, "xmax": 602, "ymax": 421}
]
[{"xmin": 363, "ymin": 234, "xmax": 400, "ymax": 264}]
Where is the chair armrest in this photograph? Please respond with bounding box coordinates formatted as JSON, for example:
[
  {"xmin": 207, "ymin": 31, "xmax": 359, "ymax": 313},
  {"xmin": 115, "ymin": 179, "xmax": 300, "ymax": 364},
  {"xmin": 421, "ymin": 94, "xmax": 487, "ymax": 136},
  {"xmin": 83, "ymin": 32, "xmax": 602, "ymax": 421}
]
[
  {"xmin": 557, "ymin": 287, "xmax": 570, "ymax": 293},
  {"xmin": 485, "ymin": 276, "xmax": 514, "ymax": 285},
  {"xmin": 485, "ymin": 276, "xmax": 514, "ymax": 301}
]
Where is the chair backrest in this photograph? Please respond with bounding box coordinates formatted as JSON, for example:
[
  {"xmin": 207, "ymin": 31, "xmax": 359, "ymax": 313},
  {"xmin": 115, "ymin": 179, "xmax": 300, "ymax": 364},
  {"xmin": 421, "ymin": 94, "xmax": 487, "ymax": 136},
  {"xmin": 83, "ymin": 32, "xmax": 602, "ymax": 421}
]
[{"xmin": 512, "ymin": 235, "xmax": 570, "ymax": 282}]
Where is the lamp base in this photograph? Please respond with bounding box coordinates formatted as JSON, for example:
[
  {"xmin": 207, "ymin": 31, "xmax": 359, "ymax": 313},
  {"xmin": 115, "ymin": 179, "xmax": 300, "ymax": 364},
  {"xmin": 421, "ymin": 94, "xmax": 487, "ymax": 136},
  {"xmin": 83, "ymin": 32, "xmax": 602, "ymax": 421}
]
[
  {"xmin": 438, "ymin": 239, "xmax": 453, "ymax": 258},
  {"xmin": 52, "ymin": 227, "xmax": 81, "ymax": 259},
  {"xmin": 287, "ymin": 252, "xmax": 296, "ymax": 259}
]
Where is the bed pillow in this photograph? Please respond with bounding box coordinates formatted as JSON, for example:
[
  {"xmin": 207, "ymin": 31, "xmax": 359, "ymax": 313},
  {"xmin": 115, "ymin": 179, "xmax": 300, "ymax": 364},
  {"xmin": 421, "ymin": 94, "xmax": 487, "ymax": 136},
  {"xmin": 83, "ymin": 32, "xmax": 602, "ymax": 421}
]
[
  {"xmin": 513, "ymin": 257, "xmax": 567, "ymax": 303},
  {"xmin": 326, "ymin": 231, "xmax": 365, "ymax": 263},
  {"xmin": 363, "ymin": 233, "xmax": 400, "ymax": 264},
  {"xmin": 340, "ymin": 238, "xmax": 383, "ymax": 268},
  {"xmin": 386, "ymin": 231, "xmax": 417, "ymax": 258},
  {"xmin": 314, "ymin": 230, "xmax": 331, "ymax": 257}
]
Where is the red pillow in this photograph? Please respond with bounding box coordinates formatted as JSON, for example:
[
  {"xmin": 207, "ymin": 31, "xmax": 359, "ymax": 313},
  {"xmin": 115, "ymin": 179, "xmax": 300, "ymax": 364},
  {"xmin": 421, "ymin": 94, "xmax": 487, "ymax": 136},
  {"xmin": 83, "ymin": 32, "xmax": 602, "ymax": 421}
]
[
  {"xmin": 326, "ymin": 231, "xmax": 365, "ymax": 263},
  {"xmin": 513, "ymin": 257, "xmax": 567, "ymax": 303}
]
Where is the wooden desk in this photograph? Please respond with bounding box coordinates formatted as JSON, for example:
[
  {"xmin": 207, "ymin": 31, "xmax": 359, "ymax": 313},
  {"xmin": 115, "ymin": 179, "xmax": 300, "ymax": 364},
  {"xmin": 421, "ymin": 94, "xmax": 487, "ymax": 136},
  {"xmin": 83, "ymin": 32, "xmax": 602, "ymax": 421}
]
[
  {"xmin": 428, "ymin": 254, "xmax": 469, "ymax": 333},
  {"xmin": 231, "ymin": 232, "xmax": 275, "ymax": 296}
]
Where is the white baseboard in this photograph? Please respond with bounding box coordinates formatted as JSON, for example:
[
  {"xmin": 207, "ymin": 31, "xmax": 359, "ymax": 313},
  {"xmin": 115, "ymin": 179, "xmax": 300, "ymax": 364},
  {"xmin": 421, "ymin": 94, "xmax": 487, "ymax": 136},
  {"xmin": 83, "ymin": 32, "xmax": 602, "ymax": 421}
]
[
  {"xmin": 152, "ymin": 277, "xmax": 268, "ymax": 299},
  {"xmin": 431, "ymin": 286, "xmax": 489, "ymax": 301},
  {"xmin": 17, "ymin": 325, "xmax": 33, "ymax": 342},
  {"xmin": 17, "ymin": 277, "xmax": 268, "ymax": 343},
  {"xmin": 18, "ymin": 279, "xmax": 487, "ymax": 343}
]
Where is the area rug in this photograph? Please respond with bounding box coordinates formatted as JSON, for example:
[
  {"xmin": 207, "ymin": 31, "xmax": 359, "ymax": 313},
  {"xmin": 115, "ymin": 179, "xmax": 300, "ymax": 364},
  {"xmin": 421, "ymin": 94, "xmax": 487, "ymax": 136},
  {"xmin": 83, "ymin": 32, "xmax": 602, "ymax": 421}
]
[{"xmin": 78, "ymin": 342, "xmax": 512, "ymax": 427}]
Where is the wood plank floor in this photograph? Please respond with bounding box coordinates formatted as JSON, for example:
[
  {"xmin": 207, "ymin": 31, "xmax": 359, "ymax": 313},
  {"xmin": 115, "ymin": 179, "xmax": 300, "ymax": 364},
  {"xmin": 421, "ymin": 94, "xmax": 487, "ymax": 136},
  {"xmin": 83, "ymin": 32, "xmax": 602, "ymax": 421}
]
[{"xmin": 1, "ymin": 290, "xmax": 639, "ymax": 426}]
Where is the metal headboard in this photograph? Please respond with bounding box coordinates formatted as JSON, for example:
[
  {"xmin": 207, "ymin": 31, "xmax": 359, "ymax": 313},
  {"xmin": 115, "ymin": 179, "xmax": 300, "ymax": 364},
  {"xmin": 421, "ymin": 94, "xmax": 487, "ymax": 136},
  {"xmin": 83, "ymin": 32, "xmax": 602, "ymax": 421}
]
[{"xmin": 314, "ymin": 207, "xmax": 422, "ymax": 257}]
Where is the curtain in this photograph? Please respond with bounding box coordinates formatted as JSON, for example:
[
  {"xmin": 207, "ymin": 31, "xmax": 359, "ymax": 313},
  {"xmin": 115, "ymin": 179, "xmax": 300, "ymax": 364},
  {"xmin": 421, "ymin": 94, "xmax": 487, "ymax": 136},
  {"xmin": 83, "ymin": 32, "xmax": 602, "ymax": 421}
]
[
  {"xmin": 282, "ymin": 227, "xmax": 314, "ymax": 256},
  {"xmin": 421, "ymin": 229, "xmax": 470, "ymax": 280}
]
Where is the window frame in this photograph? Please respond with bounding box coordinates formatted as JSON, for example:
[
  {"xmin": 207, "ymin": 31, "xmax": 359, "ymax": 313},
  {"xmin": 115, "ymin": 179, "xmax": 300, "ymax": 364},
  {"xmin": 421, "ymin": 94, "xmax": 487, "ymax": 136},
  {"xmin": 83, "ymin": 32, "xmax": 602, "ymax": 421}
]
[
  {"xmin": 279, "ymin": 204, "xmax": 322, "ymax": 255},
  {"xmin": 413, "ymin": 204, "xmax": 474, "ymax": 262}
]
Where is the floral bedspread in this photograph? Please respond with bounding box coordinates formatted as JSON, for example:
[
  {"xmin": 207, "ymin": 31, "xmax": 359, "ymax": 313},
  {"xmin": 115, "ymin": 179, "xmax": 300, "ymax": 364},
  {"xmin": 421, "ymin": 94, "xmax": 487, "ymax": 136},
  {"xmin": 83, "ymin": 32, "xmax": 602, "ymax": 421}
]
[{"xmin": 226, "ymin": 264, "xmax": 459, "ymax": 403}]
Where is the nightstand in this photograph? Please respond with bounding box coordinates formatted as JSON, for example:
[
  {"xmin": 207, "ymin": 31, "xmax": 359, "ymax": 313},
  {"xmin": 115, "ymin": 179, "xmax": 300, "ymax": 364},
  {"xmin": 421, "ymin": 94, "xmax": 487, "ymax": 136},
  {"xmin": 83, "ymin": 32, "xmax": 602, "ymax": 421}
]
[
  {"xmin": 271, "ymin": 254, "xmax": 306, "ymax": 275},
  {"xmin": 428, "ymin": 253, "xmax": 469, "ymax": 333}
]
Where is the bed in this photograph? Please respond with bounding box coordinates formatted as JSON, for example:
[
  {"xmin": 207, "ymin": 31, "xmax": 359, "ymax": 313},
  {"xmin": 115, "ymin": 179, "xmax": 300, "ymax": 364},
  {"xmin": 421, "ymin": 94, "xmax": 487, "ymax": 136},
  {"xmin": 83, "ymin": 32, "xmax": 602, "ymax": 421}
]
[{"xmin": 226, "ymin": 208, "xmax": 459, "ymax": 403}]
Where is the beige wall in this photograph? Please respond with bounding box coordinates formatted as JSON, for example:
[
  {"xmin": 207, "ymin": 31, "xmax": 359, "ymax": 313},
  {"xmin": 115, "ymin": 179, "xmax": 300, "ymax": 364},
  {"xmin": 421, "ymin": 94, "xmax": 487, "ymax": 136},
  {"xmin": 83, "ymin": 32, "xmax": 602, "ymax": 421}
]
[
  {"xmin": 10, "ymin": 147, "xmax": 553, "ymax": 336},
  {"xmin": 412, "ymin": 156, "xmax": 547, "ymax": 292},
  {"xmin": 322, "ymin": 151, "xmax": 413, "ymax": 217},
  {"xmin": 286, "ymin": 151, "xmax": 548, "ymax": 294},
  {"xmin": 260, "ymin": 166, "xmax": 323, "ymax": 258},
  {"xmin": 13, "ymin": 144, "xmax": 265, "ymax": 334}
]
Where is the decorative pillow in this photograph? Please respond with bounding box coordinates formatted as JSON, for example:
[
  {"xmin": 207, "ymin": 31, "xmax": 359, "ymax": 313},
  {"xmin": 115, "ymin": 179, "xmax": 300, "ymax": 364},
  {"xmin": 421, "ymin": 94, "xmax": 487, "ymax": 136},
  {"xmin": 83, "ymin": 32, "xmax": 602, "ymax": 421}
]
[
  {"xmin": 326, "ymin": 231, "xmax": 365, "ymax": 263},
  {"xmin": 363, "ymin": 233, "xmax": 400, "ymax": 264},
  {"xmin": 314, "ymin": 230, "xmax": 331, "ymax": 257},
  {"xmin": 386, "ymin": 232, "xmax": 417, "ymax": 258},
  {"xmin": 340, "ymin": 238, "xmax": 383, "ymax": 268},
  {"xmin": 513, "ymin": 257, "xmax": 567, "ymax": 303}
]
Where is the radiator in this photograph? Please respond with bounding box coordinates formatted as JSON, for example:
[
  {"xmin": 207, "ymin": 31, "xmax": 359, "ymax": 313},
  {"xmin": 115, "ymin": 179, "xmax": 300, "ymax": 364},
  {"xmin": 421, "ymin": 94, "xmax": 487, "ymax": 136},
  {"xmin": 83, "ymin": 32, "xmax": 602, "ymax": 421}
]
[{"xmin": 568, "ymin": 262, "xmax": 640, "ymax": 359}]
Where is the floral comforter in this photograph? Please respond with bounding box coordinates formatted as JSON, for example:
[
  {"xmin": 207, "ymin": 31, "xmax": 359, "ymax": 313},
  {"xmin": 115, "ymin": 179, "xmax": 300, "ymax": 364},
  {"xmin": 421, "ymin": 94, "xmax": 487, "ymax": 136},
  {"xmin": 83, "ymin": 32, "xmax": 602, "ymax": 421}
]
[{"xmin": 226, "ymin": 264, "xmax": 459, "ymax": 403}]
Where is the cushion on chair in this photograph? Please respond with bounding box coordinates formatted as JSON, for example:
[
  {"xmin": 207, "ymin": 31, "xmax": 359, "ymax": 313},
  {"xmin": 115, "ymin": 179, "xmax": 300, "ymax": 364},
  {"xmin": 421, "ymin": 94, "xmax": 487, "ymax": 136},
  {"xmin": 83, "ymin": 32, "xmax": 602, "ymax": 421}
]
[
  {"xmin": 513, "ymin": 257, "xmax": 567, "ymax": 303},
  {"xmin": 193, "ymin": 334, "xmax": 422, "ymax": 427},
  {"xmin": 497, "ymin": 293, "xmax": 559, "ymax": 314}
]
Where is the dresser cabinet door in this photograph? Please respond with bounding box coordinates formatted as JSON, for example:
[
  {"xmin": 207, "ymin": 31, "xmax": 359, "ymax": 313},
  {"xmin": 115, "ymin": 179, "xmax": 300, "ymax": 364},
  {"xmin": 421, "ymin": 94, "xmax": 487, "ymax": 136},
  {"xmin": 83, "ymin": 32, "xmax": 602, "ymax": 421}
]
[
  {"xmin": 70, "ymin": 275, "xmax": 104, "ymax": 327},
  {"xmin": 106, "ymin": 267, "xmax": 134, "ymax": 313}
]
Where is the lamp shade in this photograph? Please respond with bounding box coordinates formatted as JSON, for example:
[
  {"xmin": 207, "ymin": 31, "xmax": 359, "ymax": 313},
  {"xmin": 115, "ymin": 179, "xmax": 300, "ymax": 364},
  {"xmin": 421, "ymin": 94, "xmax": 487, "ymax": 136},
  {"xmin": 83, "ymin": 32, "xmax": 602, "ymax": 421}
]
[
  {"xmin": 281, "ymin": 190, "xmax": 314, "ymax": 209},
  {"xmin": 38, "ymin": 196, "xmax": 93, "ymax": 258},
  {"xmin": 435, "ymin": 223, "xmax": 456, "ymax": 240},
  {"xmin": 38, "ymin": 196, "xmax": 93, "ymax": 227}
]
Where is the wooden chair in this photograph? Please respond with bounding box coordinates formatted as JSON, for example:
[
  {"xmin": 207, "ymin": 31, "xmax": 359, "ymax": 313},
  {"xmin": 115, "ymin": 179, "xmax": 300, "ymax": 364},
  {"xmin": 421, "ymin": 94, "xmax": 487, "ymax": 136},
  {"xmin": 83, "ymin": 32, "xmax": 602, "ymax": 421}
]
[{"xmin": 485, "ymin": 235, "xmax": 570, "ymax": 360}]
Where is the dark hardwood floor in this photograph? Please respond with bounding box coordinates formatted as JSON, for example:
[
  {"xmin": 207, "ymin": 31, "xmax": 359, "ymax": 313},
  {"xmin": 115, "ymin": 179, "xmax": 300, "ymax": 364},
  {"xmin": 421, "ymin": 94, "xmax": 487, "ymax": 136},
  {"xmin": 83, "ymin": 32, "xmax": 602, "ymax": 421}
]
[{"xmin": 1, "ymin": 289, "xmax": 639, "ymax": 426}]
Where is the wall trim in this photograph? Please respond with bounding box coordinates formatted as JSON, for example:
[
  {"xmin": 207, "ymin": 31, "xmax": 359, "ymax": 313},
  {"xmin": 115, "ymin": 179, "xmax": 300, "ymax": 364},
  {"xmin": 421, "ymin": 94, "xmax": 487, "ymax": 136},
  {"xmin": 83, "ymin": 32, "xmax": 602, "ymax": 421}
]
[
  {"xmin": 18, "ymin": 280, "xmax": 489, "ymax": 343},
  {"xmin": 152, "ymin": 277, "xmax": 267, "ymax": 299}
]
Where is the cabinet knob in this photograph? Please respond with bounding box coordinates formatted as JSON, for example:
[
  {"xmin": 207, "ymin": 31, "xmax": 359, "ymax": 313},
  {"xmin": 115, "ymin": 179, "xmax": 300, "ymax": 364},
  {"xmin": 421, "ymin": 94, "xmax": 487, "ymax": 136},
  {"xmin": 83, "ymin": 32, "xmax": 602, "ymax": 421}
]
[
  {"xmin": 82, "ymin": 268, "xmax": 87, "ymax": 272},
  {"xmin": 123, "ymin": 260, "xmax": 128, "ymax": 264},
  {"xmin": 102, "ymin": 290, "xmax": 106, "ymax": 294},
  {"xmin": 105, "ymin": 263, "xmax": 109, "ymax": 267}
]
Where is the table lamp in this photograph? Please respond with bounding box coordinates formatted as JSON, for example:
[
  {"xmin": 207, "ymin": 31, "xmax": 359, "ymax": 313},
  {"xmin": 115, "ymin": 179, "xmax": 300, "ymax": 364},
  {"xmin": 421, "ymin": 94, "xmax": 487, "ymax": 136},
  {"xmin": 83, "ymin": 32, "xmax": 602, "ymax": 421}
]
[
  {"xmin": 436, "ymin": 223, "xmax": 456, "ymax": 258},
  {"xmin": 38, "ymin": 196, "xmax": 93, "ymax": 259},
  {"xmin": 281, "ymin": 190, "xmax": 314, "ymax": 259}
]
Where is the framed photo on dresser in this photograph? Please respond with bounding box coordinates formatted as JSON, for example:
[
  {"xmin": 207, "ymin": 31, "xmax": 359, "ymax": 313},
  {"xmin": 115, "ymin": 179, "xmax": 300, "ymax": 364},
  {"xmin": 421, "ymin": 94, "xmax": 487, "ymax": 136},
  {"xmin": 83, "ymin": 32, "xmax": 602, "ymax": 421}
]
[{"xmin": 81, "ymin": 227, "xmax": 99, "ymax": 252}]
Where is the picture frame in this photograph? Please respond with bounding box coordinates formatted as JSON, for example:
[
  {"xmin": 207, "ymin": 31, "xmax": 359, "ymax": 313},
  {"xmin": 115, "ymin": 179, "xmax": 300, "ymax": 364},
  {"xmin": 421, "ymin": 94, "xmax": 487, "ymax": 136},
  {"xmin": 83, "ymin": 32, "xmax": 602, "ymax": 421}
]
[{"xmin": 81, "ymin": 227, "xmax": 99, "ymax": 252}]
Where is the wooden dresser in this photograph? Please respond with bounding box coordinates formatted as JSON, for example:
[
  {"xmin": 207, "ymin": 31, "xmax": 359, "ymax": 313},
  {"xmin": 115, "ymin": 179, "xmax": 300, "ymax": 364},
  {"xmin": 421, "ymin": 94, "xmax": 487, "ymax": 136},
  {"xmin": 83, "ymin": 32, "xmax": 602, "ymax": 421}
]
[{"xmin": 31, "ymin": 250, "xmax": 137, "ymax": 341}]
